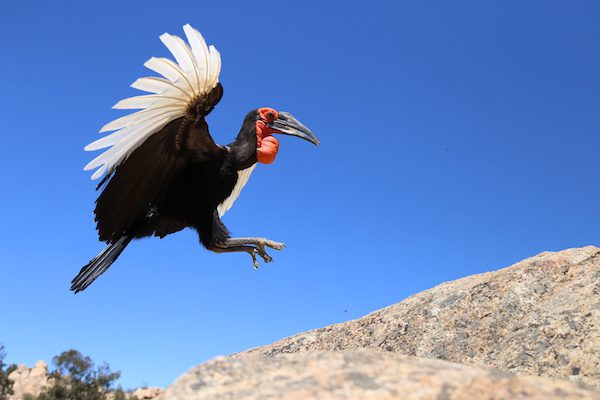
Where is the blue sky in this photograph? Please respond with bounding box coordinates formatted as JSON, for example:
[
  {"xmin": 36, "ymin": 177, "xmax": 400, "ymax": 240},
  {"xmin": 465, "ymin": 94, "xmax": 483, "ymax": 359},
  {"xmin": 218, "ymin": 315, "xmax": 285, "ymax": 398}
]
[{"xmin": 1, "ymin": 0, "xmax": 599, "ymax": 389}]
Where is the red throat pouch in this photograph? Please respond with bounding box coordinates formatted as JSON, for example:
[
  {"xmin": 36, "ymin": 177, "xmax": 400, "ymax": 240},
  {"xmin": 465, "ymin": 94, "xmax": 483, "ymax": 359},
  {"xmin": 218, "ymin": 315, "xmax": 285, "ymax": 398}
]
[{"xmin": 257, "ymin": 135, "xmax": 279, "ymax": 164}]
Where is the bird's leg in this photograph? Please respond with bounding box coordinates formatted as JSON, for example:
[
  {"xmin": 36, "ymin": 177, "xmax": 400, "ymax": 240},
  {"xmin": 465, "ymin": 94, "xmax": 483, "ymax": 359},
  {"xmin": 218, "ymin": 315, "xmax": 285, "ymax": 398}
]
[
  {"xmin": 209, "ymin": 237, "xmax": 285, "ymax": 269},
  {"xmin": 209, "ymin": 244, "xmax": 263, "ymax": 269},
  {"xmin": 227, "ymin": 237, "xmax": 286, "ymax": 264},
  {"xmin": 227, "ymin": 237, "xmax": 286, "ymax": 253}
]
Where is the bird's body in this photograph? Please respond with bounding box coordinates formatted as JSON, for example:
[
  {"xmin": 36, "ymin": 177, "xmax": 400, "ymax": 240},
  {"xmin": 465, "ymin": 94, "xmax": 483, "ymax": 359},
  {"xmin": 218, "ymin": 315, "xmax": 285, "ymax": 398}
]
[{"xmin": 72, "ymin": 25, "xmax": 318, "ymax": 293}]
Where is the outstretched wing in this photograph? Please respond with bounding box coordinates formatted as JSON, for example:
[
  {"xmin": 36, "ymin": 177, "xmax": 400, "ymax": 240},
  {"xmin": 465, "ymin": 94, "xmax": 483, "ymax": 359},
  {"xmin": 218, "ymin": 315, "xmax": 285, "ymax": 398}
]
[
  {"xmin": 93, "ymin": 113, "xmax": 224, "ymax": 243},
  {"xmin": 83, "ymin": 24, "xmax": 224, "ymax": 243},
  {"xmin": 84, "ymin": 23, "xmax": 222, "ymax": 180}
]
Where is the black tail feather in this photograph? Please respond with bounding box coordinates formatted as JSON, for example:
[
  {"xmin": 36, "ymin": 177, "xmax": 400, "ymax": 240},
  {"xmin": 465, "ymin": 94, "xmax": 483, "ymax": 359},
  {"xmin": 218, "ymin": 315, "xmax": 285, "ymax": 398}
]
[{"xmin": 71, "ymin": 236, "xmax": 132, "ymax": 293}]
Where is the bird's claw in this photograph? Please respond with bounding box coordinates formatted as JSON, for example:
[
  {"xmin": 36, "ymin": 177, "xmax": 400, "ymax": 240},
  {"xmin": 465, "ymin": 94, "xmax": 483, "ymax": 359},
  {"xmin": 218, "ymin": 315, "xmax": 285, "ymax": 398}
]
[
  {"xmin": 260, "ymin": 251, "xmax": 273, "ymax": 263},
  {"xmin": 263, "ymin": 240, "xmax": 286, "ymax": 251},
  {"xmin": 256, "ymin": 246, "xmax": 273, "ymax": 263},
  {"xmin": 257, "ymin": 239, "xmax": 286, "ymax": 253},
  {"xmin": 250, "ymin": 248, "xmax": 260, "ymax": 270},
  {"xmin": 250, "ymin": 246, "xmax": 274, "ymax": 269},
  {"xmin": 247, "ymin": 239, "xmax": 285, "ymax": 270}
]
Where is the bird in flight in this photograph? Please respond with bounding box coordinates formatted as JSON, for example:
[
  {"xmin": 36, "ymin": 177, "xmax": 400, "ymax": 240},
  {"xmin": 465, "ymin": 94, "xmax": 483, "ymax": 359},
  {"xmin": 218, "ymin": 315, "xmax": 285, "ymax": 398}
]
[{"xmin": 72, "ymin": 24, "xmax": 319, "ymax": 293}]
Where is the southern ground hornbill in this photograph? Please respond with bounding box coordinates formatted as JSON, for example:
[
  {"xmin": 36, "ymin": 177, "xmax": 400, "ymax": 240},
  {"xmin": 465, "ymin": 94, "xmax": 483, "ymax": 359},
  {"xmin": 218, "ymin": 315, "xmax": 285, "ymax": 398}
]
[{"xmin": 72, "ymin": 24, "xmax": 319, "ymax": 293}]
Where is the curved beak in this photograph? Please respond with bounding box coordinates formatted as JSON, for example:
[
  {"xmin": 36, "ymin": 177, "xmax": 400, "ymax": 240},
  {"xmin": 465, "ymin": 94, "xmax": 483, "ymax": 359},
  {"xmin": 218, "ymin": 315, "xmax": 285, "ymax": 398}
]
[{"xmin": 268, "ymin": 111, "xmax": 320, "ymax": 146}]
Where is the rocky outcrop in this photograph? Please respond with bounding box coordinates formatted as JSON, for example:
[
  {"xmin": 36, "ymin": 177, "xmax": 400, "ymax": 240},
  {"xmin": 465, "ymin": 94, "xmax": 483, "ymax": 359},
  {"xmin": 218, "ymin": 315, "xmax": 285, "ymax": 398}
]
[
  {"xmin": 237, "ymin": 246, "xmax": 600, "ymax": 387},
  {"xmin": 8, "ymin": 361, "xmax": 49, "ymax": 400},
  {"xmin": 132, "ymin": 387, "xmax": 163, "ymax": 399},
  {"xmin": 158, "ymin": 351, "xmax": 599, "ymax": 399},
  {"xmin": 158, "ymin": 246, "xmax": 600, "ymax": 398},
  {"xmin": 11, "ymin": 247, "xmax": 600, "ymax": 399},
  {"xmin": 7, "ymin": 362, "xmax": 163, "ymax": 400}
]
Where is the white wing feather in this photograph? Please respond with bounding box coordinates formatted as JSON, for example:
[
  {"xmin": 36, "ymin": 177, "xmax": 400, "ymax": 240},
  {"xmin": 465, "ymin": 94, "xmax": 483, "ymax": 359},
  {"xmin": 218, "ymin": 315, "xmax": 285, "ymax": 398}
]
[
  {"xmin": 207, "ymin": 46, "xmax": 221, "ymax": 90},
  {"xmin": 84, "ymin": 24, "xmax": 222, "ymax": 180},
  {"xmin": 85, "ymin": 114, "xmax": 176, "ymax": 171},
  {"xmin": 144, "ymin": 57, "xmax": 194, "ymax": 89},
  {"xmin": 112, "ymin": 94, "xmax": 187, "ymax": 110},
  {"xmin": 217, "ymin": 165, "xmax": 257, "ymax": 217},
  {"xmin": 86, "ymin": 108, "xmax": 182, "ymax": 151},
  {"xmin": 183, "ymin": 24, "xmax": 210, "ymax": 90},
  {"xmin": 158, "ymin": 33, "xmax": 194, "ymax": 71},
  {"xmin": 99, "ymin": 104, "xmax": 180, "ymax": 134},
  {"xmin": 130, "ymin": 77, "xmax": 193, "ymax": 99}
]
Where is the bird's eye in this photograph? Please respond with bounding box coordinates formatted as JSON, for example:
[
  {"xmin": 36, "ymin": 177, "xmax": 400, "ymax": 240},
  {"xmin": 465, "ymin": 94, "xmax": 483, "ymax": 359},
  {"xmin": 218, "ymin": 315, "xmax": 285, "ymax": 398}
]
[{"xmin": 266, "ymin": 112, "xmax": 274, "ymax": 120}]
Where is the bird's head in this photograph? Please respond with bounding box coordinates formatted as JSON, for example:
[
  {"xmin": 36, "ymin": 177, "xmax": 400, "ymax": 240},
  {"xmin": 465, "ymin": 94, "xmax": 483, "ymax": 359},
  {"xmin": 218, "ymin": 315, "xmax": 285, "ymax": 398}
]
[{"xmin": 254, "ymin": 107, "xmax": 319, "ymax": 164}]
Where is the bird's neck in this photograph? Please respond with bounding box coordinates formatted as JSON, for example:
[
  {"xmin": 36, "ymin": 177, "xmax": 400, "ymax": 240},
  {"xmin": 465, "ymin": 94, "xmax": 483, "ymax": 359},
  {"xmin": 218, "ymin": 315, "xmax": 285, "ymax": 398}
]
[{"xmin": 227, "ymin": 113, "xmax": 258, "ymax": 170}]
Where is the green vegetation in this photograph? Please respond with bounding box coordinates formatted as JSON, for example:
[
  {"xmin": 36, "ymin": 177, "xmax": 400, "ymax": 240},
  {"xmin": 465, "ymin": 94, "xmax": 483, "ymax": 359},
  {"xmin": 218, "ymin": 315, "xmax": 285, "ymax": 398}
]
[
  {"xmin": 0, "ymin": 345, "xmax": 137, "ymax": 400},
  {"xmin": 0, "ymin": 344, "xmax": 16, "ymax": 400},
  {"xmin": 0, "ymin": 347, "xmax": 134, "ymax": 400}
]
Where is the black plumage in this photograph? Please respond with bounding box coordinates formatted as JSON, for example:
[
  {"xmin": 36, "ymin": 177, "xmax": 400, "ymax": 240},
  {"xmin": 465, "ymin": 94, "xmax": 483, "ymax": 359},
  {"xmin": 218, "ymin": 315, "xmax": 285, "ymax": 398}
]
[{"xmin": 73, "ymin": 25, "xmax": 318, "ymax": 293}]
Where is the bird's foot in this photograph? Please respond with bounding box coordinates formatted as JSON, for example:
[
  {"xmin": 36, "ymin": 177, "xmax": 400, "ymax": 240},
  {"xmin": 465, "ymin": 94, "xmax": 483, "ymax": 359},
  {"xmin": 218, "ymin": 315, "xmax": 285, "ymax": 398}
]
[
  {"xmin": 215, "ymin": 237, "xmax": 285, "ymax": 270},
  {"xmin": 251, "ymin": 239, "xmax": 284, "ymax": 269},
  {"xmin": 252, "ymin": 247, "xmax": 273, "ymax": 270},
  {"xmin": 257, "ymin": 238, "xmax": 286, "ymax": 252},
  {"xmin": 249, "ymin": 248, "xmax": 260, "ymax": 269}
]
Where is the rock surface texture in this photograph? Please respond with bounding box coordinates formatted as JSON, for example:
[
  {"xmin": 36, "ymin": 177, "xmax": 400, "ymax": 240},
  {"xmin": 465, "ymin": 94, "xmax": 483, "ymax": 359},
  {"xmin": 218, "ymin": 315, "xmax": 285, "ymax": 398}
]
[
  {"xmin": 8, "ymin": 361, "xmax": 49, "ymax": 400},
  {"xmin": 7, "ymin": 362, "xmax": 163, "ymax": 400},
  {"xmin": 132, "ymin": 387, "xmax": 163, "ymax": 399},
  {"xmin": 159, "ymin": 246, "xmax": 600, "ymax": 399},
  {"xmin": 238, "ymin": 246, "xmax": 600, "ymax": 387},
  {"xmin": 158, "ymin": 351, "xmax": 599, "ymax": 400}
]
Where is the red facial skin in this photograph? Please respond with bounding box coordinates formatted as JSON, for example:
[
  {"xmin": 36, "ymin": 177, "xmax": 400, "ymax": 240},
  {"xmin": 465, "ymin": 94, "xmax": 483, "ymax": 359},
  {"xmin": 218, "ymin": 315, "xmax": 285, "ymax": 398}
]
[{"xmin": 255, "ymin": 107, "xmax": 280, "ymax": 164}]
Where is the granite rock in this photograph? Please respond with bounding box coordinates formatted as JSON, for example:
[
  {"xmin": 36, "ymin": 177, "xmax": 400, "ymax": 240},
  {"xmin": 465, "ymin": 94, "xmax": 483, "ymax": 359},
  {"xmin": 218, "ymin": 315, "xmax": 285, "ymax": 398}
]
[
  {"xmin": 237, "ymin": 247, "xmax": 600, "ymax": 387},
  {"xmin": 8, "ymin": 361, "xmax": 49, "ymax": 400},
  {"xmin": 158, "ymin": 351, "xmax": 599, "ymax": 399},
  {"xmin": 132, "ymin": 387, "xmax": 163, "ymax": 399}
]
